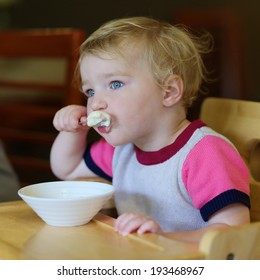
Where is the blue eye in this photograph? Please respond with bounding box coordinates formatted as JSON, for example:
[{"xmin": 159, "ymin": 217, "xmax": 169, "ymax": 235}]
[
  {"xmin": 86, "ymin": 89, "xmax": 95, "ymax": 97},
  {"xmin": 111, "ymin": 81, "xmax": 124, "ymax": 89}
]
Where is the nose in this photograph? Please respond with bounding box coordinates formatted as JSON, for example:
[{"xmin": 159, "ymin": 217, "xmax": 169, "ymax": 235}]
[{"xmin": 89, "ymin": 93, "xmax": 108, "ymax": 111}]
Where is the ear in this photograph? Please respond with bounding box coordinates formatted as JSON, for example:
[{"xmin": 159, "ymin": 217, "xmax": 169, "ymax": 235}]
[{"xmin": 162, "ymin": 74, "xmax": 183, "ymax": 107}]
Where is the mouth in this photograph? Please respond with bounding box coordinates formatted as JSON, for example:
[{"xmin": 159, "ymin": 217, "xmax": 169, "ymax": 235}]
[{"xmin": 97, "ymin": 125, "xmax": 111, "ymax": 133}]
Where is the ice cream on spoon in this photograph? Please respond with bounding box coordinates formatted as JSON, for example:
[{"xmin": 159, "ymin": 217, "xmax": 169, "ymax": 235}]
[{"xmin": 85, "ymin": 111, "xmax": 111, "ymax": 127}]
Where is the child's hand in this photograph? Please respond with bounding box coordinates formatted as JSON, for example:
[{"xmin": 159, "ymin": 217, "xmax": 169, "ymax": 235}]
[
  {"xmin": 53, "ymin": 105, "xmax": 88, "ymax": 132},
  {"xmin": 114, "ymin": 212, "xmax": 163, "ymax": 236}
]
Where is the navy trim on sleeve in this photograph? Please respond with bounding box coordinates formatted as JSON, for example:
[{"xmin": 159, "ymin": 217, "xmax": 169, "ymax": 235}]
[
  {"xmin": 200, "ymin": 189, "xmax": 251, "ymax": 221},
  {"xmin": 83, "ymin": 143, "xmax": 113, "ymax": 182}
]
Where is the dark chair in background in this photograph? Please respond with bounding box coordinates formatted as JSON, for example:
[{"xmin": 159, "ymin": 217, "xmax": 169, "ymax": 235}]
[{"xmin": 0, "ymin": 28, "xmax": 86, "ymax": 186}]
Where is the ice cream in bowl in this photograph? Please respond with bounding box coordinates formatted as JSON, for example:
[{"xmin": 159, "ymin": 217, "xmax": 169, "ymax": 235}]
[{"xmin": 18, "ymin": 181, "xmax": 114, "ymax": 227}]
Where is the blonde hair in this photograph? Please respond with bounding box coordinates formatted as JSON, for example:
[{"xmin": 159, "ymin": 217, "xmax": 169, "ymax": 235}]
[{"xmin": 77, "ymin": 17, "xmax": 212, "ymax": 108}]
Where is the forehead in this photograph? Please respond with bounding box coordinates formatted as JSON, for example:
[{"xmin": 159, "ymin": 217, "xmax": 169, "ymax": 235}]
[
  {"xmin": 80, "ymin": 54, "xmax": 132, "ymax": 86},
  {"xmin": 80, "ymin": 52, "xmax": 131, "ymax": 74}
]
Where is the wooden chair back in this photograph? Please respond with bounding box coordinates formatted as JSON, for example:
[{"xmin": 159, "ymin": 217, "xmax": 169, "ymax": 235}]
[
  {"xmin": 200, "ymin": 97, "xmax": 260, "ymax": 222},
  {"xmin": 199, "ymin": 221, "xmax": 260, "ymax": 259},
  {"xmin": 0, "ymin": 28, "xmax": 86, "ymax": 186}
]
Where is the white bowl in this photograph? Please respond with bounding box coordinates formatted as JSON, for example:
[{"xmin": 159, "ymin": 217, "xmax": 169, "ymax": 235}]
[{"xmin": 18, "ymin": 181, "xmax": 114, "ymax": 227}]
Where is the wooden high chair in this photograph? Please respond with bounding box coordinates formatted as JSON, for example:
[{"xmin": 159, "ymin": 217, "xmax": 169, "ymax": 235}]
[
  {"xmin": 198, "ymin": 97, "xmax": 260, "ymax": 259},
  {"xmin": 198, "ymin": 221, "xmax": 260, "ymax": 259},
  {"xmin": 0, "ymin": 28, "xmax": 86, "ymax": 186}
]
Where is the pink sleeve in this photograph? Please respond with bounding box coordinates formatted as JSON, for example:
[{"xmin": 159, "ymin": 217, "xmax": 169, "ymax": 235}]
[
  {"xmin": 90, "ymin": 138, "xmax": 115, "ymax": 177},
  {"xmin": 182, "ymin": 135, "xmax": 250, "ymax": 209}
]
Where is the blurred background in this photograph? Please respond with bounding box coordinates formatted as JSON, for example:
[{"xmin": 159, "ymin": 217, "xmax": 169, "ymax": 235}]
[{"xmin": 1, "ymin": 0, "xmax": 259, "ymax": 102}]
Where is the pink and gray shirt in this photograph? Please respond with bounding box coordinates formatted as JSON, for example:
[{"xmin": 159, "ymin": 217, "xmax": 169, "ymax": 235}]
[{"xmin": 84, "ymin": 120, "xmax": 250, "ymax": 231}]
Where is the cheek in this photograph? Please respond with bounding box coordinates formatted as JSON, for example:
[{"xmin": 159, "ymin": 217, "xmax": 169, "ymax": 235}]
[
  {"xmin": 111, "ymin": 91, "xmax": 155, "ymax": 125},
  {"xmin": 86, "ymin": 100, "xmax": 92, "ymax": 113},
  {"xmin": 118, "ymin": 108, "xmax": 147, "ymax": 132}
]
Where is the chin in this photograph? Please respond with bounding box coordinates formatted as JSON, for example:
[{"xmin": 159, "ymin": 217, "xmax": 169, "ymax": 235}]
[{"xmin": 103, "ymin": 136, "xmax": 128, "ymax": 147}]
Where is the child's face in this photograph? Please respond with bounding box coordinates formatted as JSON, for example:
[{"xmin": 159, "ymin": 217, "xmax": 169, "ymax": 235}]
[{"xmin": 80, "ymin": 50, "xmax": 165, "ymax": 149}]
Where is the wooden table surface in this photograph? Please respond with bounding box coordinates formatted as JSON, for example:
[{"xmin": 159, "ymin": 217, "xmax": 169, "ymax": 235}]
[{"xmin": 0, "ymin": 200, "xmax": 203, "ymax": 260}]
